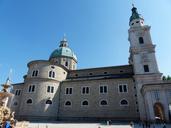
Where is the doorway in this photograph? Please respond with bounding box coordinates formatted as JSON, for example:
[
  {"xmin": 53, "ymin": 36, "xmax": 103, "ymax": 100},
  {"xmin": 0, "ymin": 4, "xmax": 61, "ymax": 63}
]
[{"xmin": 153, "ymin": 102, "xmax": 165, "ymax": 121}]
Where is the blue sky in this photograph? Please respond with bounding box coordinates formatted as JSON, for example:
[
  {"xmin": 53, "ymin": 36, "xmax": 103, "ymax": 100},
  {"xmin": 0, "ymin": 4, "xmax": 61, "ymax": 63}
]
[{"xmin": 0, "ymin": 0, "xmax": 171, "ymax": 84}]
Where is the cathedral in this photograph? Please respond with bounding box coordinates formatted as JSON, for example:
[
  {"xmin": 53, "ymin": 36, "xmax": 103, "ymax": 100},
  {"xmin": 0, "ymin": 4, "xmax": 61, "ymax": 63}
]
[{"xmin": 10, "ymin": 6, "xmax": 171, "ymax": 122}]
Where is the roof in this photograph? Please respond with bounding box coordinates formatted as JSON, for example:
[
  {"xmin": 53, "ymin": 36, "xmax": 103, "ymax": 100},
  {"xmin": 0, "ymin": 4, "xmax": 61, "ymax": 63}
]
[
  {"xmin": 49, "ymin": 37, "xmax": 77, "ymax": 61},
  {"xmin": 49, "ymin": 47, "xmax": 77, "ymax": 61},
  {"xmin": 130, "ymin": 6, "xmax": 143, "ymax": 23},
  {"xmin": 66, "ymin": 65, "xmax": 133, "ymax": 81}
]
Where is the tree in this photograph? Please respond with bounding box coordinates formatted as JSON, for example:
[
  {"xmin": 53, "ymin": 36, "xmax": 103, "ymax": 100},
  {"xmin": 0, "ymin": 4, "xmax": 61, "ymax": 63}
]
[
  {"xmin": 167, "ymin": 75, "xmax": 171, "ymax": 80},
  {"xmin": 162, "ymin": 76, "xmax": 167, "ymax": 81}
]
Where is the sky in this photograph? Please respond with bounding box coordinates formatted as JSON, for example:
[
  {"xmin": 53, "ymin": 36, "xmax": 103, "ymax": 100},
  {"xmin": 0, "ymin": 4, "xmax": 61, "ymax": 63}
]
[{"xmin": 0, "ymin": 0, "xmax": 171, "ymax": 84}]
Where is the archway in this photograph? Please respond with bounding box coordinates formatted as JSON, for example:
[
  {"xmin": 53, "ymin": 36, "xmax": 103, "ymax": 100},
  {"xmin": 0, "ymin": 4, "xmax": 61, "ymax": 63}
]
[
  {"xmin": 169, "ymin": 103, "xmax": 171, "ymax": 121},
  {"xmin": 153, "ymin": 102, "xmax": 165, "ymax": 121}
]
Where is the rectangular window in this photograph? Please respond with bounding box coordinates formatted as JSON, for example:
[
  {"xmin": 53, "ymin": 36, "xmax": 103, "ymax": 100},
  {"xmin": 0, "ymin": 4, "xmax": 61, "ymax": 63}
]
[
  {"xmin": 99, "ymin": 85, "xmax": 108, "ymax": 94},
  {"xmin": 123, "ymin": 85, "xmax": 127, "ymax": 92},
  {"xmin": 28, "ymin": 85, "xmax": 35, "ymax": 93},
  {"xmin": 47, "ymin": 86, "xmax": 50, "ymax": 92},
  {"xmin": 29, "ymin": 86, "xmax": 32, "ymax": 92},
  {"xmin": 139, "ymin": 37, "xmax": 144, "ymax": 44},
  {"xmin": 15, "ymin": 90, "xmax": 18, "ymax": 95},
  {"xmin": 82, "ymin": 87, "xmax": 90, "ymax": 94},
  {"xmin": 47, "ymin": 86, "xmax": 54, "ymax": 93},
  {"xmin": 144, "ymin": 65, "xmax": 149, "ymax": 72},
  {"xmin": 51, "ymin": 86, "xmax": 54, "ymax": 93},
  {"xmin": 66, "ymin": 88, "xmax": 69, "ymax": 94},
  {"xmin": 32, "ymin": 70, "xmax": 38, "ymax": 77},
  {"xmin": 118, "ymin": 84, "xmax": 128, "ymax": 93},
  {"xmin": 65, "ymin": 87, "xmax": 73, "ymax": 94},
  {"xmin": 15, "ymin": 89, "xmax": 21, "ymax": 96},
  {"xmin": 32, "ymin": 85, "xmax": 35, "ymax": 92},
  {"xmin": 119, "ymin": 85, "xmax": 123, "ymax": 92}
]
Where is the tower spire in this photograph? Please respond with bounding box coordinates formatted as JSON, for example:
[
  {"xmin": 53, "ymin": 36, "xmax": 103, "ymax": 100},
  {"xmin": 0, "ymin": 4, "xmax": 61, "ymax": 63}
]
[{"xmin": 129, "ymin": 5, "xmax": 144, "ymax": 27}]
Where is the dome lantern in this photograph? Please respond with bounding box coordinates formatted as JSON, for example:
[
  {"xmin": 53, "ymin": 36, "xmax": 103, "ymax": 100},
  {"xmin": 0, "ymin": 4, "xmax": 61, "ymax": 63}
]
[{"xmin": 49, "ymin": 36, "xmax": 77, "ymax": 70}]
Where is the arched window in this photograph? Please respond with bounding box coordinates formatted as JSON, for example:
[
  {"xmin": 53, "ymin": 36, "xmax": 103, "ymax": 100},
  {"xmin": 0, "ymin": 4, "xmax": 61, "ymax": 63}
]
[
  {"xmin": 120, "ymin": 99, "xmax": 128, "ymax": 106},
  {"xmin": 49, "ymin": 71, "xmax": 55, "ymax": 78},
  {"xmin": 82, "ymin": 100, "xmax": 88, "ymax": 106},
  {"xmin": 26, "ymin": 99, "xmax": 32, "ymax": 104},
  {"xmin": 65, "ymin": 101, "xmax": 71, "ymax": 106},
  {"xmin": 52, "ymin": 71, "xmax": 55, "ymax": 78},
  {"xmin": 65, "ymin": 61, "xmax": 68, "ymax": 67},
  {"xmin": 46, "ymin": 100, "xmax": 52, "ymax": 104},
  {"xmin": 100, "ymin": 100, "xmax": 108, "ymax": 106},
  {"xmin": 28, "ymin": 85, "xmax": 35, "ymax": 93},
  {"xmin": 139, "ymin": 37, "xmax": 144, "ymax": 44},
  {"xmin": 32, "ymin": 70, "xmax": 38, "ymax": 77},
  {"xmin": 28, "ymin": 85, "xmax": 35, "ymax": 92}
]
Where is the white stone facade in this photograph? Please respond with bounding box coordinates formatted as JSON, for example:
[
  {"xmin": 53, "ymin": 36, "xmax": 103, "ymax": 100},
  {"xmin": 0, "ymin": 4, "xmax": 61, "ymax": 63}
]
[{"xmin": 10, "ymin": 6, "xmax": 171, "ymax": 122}]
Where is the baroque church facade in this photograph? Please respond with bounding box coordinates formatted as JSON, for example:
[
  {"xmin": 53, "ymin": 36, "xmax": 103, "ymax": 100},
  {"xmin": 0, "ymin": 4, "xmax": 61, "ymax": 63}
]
[{"xmin": 10, "ymin": 6, "xmax": 171, "ymax": 122}]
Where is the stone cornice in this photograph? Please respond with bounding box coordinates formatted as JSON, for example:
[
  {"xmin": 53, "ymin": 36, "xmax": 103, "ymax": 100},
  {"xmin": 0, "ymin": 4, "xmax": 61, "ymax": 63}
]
[
  {"xmin": 128, "ymin": 25, "xmax": 151, "ymax": 33},
  {"xmin": 129, "ymin": 44, "xmax": 156, "ymax": 54}
]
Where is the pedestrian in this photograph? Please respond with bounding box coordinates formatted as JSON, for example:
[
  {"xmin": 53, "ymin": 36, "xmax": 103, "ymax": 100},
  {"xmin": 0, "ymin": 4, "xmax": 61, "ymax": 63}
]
[{"xmin": 163, "ymin": 123, "xmax": 166, "ymax": 128}]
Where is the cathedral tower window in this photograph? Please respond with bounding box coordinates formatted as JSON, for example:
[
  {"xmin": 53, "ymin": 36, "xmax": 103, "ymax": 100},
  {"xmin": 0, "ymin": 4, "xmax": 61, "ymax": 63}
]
[
  {"xmin": 100, "ymin": 100, "xmax": 108, "ymax": 106},
  {"xmin": 32, "ymin": 70, "xmax": 39, "ymax": 77},
  {"xmin": 120, "ymin": 99, "xmax": 129, "ymax": 106},
  {"xmin": 139, "ymin": 37, "xmax": 144, "ymax": 44},
  {"xmin": 82, "ymin": 87, "xmax": 90, "ymax": 94},
  {"xmin": 28, "ymin": 85, "xmax": 35, "ymax": 92},
  {"xmin": 144, "ymin": 65, "xmax": 149, "ymax": 72},
  {"xmin": 49, "ymin": 71, "xmax": 55, "ymax": 78},
  {"xmin": 26, "ymin": 99, "xmax": 33, "ymax": 104},
  {"xmin": 99, "ymin": 85, "xmax": 108, "ymax": 94}
]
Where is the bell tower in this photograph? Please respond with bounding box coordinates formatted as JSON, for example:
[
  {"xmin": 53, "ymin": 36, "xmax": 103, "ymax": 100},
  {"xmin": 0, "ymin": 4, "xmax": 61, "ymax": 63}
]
[{"xmin": 128, "ymin": 6, "xmax": 162, "ymax": 120}]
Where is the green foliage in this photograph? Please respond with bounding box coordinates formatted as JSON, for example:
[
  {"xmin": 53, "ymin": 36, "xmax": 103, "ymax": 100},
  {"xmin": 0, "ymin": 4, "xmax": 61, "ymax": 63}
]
[
  {"xmin": 162, "ymin": 76, "xmax": 167, "ymax": 81},
  {"xmin": 162, "ymin": 75, "xmax": 171, "ymax": 81},
  {"xmin": 167, "ymin": 75, "xmax": 171, "ymax": 80}
]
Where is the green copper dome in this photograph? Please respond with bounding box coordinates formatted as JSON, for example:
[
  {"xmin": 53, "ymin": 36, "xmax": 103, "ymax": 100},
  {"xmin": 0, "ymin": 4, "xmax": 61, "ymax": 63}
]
[
  {"xmin": 49, "ymin": 38, "xmax": 77, "ymax": 61},
  {"xmin": 130, "ymin": 6, "xmax": 143, "ymax": 23}
]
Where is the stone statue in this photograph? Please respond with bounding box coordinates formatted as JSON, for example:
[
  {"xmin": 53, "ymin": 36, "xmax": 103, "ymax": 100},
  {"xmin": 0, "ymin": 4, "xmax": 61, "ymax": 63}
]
[{"xmin": 0, "ymin": 78, "xmax": 15, "ymax": 128}]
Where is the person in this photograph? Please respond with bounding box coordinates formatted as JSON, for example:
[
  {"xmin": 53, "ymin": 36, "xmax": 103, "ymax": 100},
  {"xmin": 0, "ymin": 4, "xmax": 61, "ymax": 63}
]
[
  {"xmin": 109, "ymin": 120, "xmax": 112, "ymax": 125},
  {"xmin": 163, "ymin": 123, "xmax": 166, "ymax": 128},
  {"xmin": 4, "ymin": 121, "xmax": 11, "ymax": 128}
]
